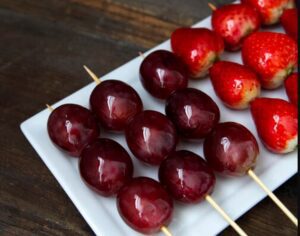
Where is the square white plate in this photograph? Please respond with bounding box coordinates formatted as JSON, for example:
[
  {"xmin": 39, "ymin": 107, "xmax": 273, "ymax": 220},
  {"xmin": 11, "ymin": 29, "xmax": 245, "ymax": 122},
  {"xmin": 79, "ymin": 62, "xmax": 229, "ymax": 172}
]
[{"xmin": 20, "ymin": 9, "xmax": 297, "ymax": 236}]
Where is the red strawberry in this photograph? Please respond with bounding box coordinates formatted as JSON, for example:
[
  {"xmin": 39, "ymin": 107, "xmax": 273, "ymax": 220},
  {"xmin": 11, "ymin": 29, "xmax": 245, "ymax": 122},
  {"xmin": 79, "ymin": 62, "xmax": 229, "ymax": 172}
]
[
  {"xmin": 250, "ymin": 97, "xmax": 298, "ymax": 153},
  {"xmin": 171, "ymin": 27, "xmax": 224, "ymax": 78},
  {"xmin": 241, "ymin": 0, "xmax": 295, "ymax": 25},
  {"xmin": 284, "ymin": 73, "xmax": 298, "ymax": 106},
  {"xmin": 211, "ymin": 3, "xmax": 261, "ymax": 51},
  {"xmin": 280, "ymin": 8, "xmax": 298, "ymax": 41},
  {"xmin": 209, "ymin": 61, "xmax": 261, "ymax": 109},
  {"xmin": 242, "ymin": 31, "xmax": 298, "ymax": 89}
]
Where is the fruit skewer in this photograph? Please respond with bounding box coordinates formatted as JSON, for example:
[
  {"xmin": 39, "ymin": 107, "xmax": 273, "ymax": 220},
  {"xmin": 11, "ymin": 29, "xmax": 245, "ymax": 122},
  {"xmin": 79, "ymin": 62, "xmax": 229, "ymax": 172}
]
[
  {"xmin": 138, "ymin": 48, "xmax": 297, "ymax": 227},
  {"xmin": 83, "ymin": 65, "xmax": 172, "ymax": 236},
  {"xmin": 204, "ymin": 122, "xmax": 298, "ymax": 226},
  {"xmin": 139, "ymin": 53, "xmax": 248, "ymax": 235},
  {"xmin": 159, "ymin": 150, "xmax": 248, "ymax": 236},
  {"xmin": 85, "ymin": 65, "xmax": 179, "ymax": 166},
  {"xmin": 84, "ymin": 66, "xmax": 249, "ymax": 235}
]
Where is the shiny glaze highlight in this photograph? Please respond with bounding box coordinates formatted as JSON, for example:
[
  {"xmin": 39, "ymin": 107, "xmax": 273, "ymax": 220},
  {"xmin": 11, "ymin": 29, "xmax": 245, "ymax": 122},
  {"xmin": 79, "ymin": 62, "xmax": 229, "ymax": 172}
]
[
  {"xmin": 166, "ymin": 88, "xmax": 220, "ymax": 140},
  {"xmin": 79, "ymin": 138, "xmax": 133, "ymax": 196},
  {"xmin": 139, "ymin": 50, "xmax": 189, "ymax": 99},
  {"xmin": 159, "ymin": 150, "xmax": 216, "ymax": 203},
  {"xmin": 90, "ymin": 80, "xmax": 143, "ymax": 132},
  {"xmin": 211, "ymin": 3, "xmax": 261, "ymax": 51},
  {"xmin": 250, "ymin": 97, "xmax": 298, "ymax": 153},
  {"xmin": 204, "ymin": 122, "xmax": 259, "ymax": 176},
  {"xmin": 47, "ymin": 104, "xmax": 100, "ymax": 157},
  {"xmin": 125, "ymin": 110, "xmax": 177, "ymax": 165},
  {"xmin": 117, "ymin": 177, "xmax": 173, "ymax": 234}
]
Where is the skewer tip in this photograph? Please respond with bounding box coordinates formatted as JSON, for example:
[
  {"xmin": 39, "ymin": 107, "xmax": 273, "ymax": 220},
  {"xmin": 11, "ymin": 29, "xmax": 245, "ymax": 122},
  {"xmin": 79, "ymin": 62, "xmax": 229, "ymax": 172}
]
[
  {"xmin": 46, "ymin": 104, "xmax": 54, "ymax": 112},
  {"xmin": 208, "ymin": 3, "xmax": 217, "ymax": 11},
  {"xmin": 161, "ymin": 226, "xmax": 173, "ymax": 236},
  {"xmin": 83, "ymin": 65, "xmax": 101, "ymax": 84}
]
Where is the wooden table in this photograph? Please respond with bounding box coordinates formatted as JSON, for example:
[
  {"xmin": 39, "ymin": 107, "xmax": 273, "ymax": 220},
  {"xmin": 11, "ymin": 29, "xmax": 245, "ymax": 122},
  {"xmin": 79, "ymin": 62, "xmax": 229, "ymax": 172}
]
[{"xmin": 0, "ymin": 0, "xmax": 297, "ymax": 235}]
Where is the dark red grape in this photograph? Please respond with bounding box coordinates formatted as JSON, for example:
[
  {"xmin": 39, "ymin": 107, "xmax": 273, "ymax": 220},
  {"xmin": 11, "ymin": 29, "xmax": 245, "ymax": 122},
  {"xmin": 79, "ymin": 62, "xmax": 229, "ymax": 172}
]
[
  {"xmin": 90, "ymin": 80, "xmax": 143, "ymax": 132},
  {"xmin": 140, "ymin": 50, "xmax": 189, "ymax": 99},
  {"xmin": 159, "ymin": 150, "xmax": 215, "ymax": 203},
  {"xmin": 165, "ymin": 88, "xmax": 220, "ymax": 140},
  {"xmin": 47, "ymin": 104, "xmax": 100, "ymax": 157},
  {"xmin": 117, "ymin": 177, "xmax": 173, "ymax": 234},
  {"xmin": 204, "ymin": 122, "xmax": 259, "ymax": 176},
  {"xmin": 79, "ymin": 138, "xmax": 133, "ymax": 196},
  {"xmin": 125, "ymin": 110, "xmax": 178, "ymax": 165}
]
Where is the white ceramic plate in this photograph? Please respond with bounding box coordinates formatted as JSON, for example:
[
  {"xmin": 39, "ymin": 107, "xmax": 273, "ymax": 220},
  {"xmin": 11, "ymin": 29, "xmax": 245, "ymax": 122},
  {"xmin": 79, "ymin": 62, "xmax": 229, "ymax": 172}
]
[{"xmin": 20, "ymin": 8, "xmax": 297, "ymax": 236}]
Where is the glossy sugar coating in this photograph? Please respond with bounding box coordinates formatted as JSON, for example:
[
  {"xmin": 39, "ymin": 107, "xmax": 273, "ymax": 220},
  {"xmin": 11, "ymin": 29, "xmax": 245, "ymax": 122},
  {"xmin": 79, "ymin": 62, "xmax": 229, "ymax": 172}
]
[
  {"xmin": 125, "ymin": 110, "xmax": 177, "ymax": 165},
  {"xmin": 209, "ymin": 61, "xmax": 260, "ymax": 109},
  {"xmin": 47, "ymin": 104, "xmax": 100, "ymax": 157},
  {"xmin": 284, "ymin": 73, "xmax": 298, "ymax": 106},
  {"xmin": 211, "ymin": 3, "xmax": 261, "ymax": 51},
  {"xmin": 139, "ymin": 50, "xmax": 189, "ymax": 99},
  {"xmin": 117, "ymin": 177, "xmax": 173, "ymax": 234},
  {"xmin": 204, "ymin": 122, "xmax": 259, "ymax": 176},
  {"xmin": 90, "ymin": 80, "xmax": 143, "ymax": 132},
  {"xmin": 159, "ymin": 150, "xmax": 216, "ymax": 203},
  {"xmin": 241, "ymin": 0, "xmax": 295, "ymax": 25},
  {"xmin": 280, "ymin": 8, "xmax": 298, "ymax": 41},
  {"xmin": 79, "ymin": 138, "xmax": 133, "ymax": 196},
  {"xmin": 250, "ymin": 98, "xmax": 298, "ymax": 153},
  {"xmin": 171, "ymin": 27, "xmax": 224, "ymax": 78},
  {"xmin": 242, "ymin": 31, "xmax": 298, "ymax": 89},
  {"xmin": 166, "ymin": 88, "xmax": 220, "ymax": 140}
]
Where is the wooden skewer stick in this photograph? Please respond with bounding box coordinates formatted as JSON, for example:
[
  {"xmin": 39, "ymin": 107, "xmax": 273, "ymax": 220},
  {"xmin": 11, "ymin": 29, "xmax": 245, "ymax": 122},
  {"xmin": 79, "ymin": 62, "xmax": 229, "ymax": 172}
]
[
  {"xmin": 46, "ymin": 104, "xmax": 54, "ymax": 112},
  {"xmin": 248, "ymin": 169, "xmax": 298, "ymax": 226},
  {"xmin": 205, "ymin": 195, "xmax": 248, "ymax": 236},
  {"xmin": 208, "ymin": 3, "xmax": 217, "ymax": 11},
  {"xmin": 161, "ymin": 226, "xmax": 173, "ymax": 236},
  {"xmin": 83, "ymin": 65, "xmax": 101, "ymax": 85}
]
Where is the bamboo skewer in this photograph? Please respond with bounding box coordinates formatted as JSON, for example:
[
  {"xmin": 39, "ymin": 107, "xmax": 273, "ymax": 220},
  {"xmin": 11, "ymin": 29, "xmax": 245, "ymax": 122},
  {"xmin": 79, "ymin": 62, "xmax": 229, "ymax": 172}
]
[
  {"xmin": 83, "ymin": 65, "xmax": 101, "ymax": 84},
  {"xmin": 46, "ymin": 104, "xmax": 54, "ymax": 111},
  {"xmin": 205, "ymin": 195, "xmax": 248, "ymax": 236},
  {"xmin": 208, "ymin": 3, "xmax": 217, "ymax": 11},
  {"xmin": 161, "ymin": 226, "xmax": 173, "ymax": 236},
  {"xmin": 248, "ymin": 169, "xmax": 298, "ymax": 226}
]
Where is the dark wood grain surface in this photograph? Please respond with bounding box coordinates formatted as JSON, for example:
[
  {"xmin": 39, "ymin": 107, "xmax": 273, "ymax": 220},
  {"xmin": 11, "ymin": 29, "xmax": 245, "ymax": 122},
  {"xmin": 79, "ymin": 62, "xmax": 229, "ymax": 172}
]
[{"xmin": 0, "ymin": 0, "xmax": 297, "ymax": 235}]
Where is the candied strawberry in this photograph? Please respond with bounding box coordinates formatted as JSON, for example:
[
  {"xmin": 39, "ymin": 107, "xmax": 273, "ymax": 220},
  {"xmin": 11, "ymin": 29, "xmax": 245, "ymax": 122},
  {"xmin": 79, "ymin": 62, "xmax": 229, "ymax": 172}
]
[
  {"xmin": 280, "ymin": 8, "xmax": 298, "ymax": 41},
  {"xmin": 171, "ymin": 27, "xmax": 224, "ymax": 79},
  {"xmin": 241, "ymin": 0, "xmax": 295, "ymax": 25},
  {"xmin": 284, "ymin": 73, "xmax": 298, "ymax": 106},
  {"xmin": 250, "ymin": 97, "xmax": 298, "ymax": 153},
  {"xmin": 209, "ymin": 61, "xmax": 260, "ymax": 109},
  {"xmin": 211, "ymin": 3, "xmax": 261, "ymax": 51},
  {"xmin": 242, "ymin": 31, "xmax": 297, "ymax": 89}
]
